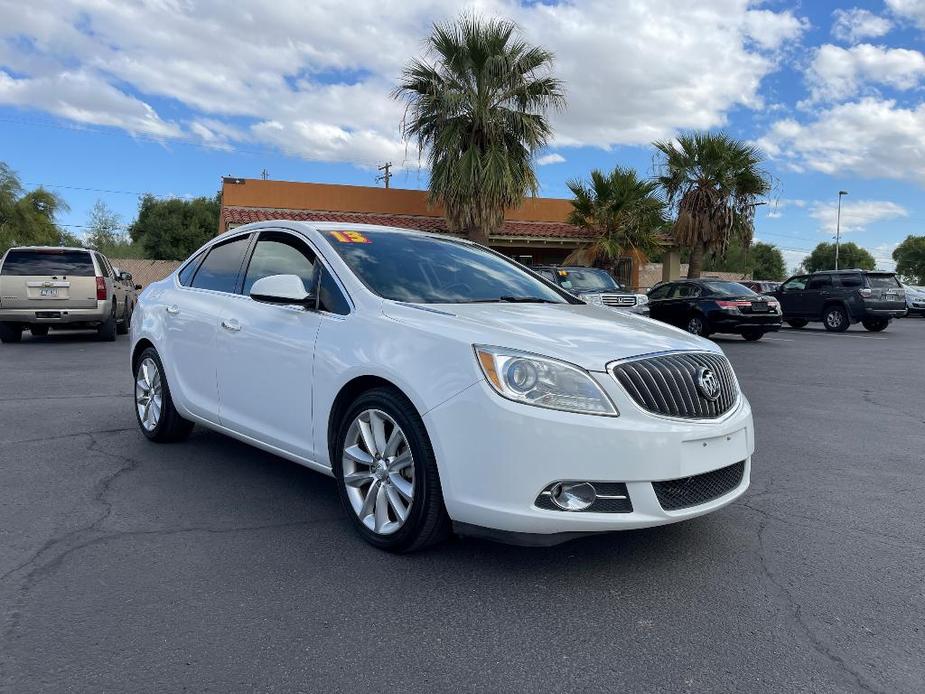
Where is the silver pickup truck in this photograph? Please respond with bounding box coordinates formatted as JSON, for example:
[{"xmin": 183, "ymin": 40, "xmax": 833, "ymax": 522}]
[{"xmin": 0, "ymin": 246, "xmax": 138, "ymax": 343}]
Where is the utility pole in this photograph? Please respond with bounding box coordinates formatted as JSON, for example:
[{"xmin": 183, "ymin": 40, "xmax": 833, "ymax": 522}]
[
  {"xmin": 835, "ymin": 190, "xmax": 847, "ymax": 270},
  {"xmin": 260, "ymin": 169, "xmax": 269, "ymax": 180},
  {"xmin": 376, "ymin": 162, "xmax": 392, "ymax": 189}
]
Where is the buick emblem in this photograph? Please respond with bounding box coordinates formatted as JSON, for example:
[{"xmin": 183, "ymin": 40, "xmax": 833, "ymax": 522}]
[{"xmin": 696, "ymin": 367, "xmax": 721, "ymax": 401}]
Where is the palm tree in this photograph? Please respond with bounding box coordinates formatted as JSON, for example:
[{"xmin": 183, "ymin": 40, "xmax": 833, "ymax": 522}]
[
  {"xmin": 653, "ymin": 131, "xmax": 771, "ymax": 278},
  {"xmin": 563, "ymin": 167, "xmax": 666, "ymax": 272},
  {"xmin": 394, "ymin": 16, "xmax": 564, "ymax": 244}
]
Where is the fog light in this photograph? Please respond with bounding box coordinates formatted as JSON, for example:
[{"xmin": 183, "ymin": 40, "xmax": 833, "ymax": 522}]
[{"xmin": 550, "ymin": 482, "xmax": 596, "ymax": 511}]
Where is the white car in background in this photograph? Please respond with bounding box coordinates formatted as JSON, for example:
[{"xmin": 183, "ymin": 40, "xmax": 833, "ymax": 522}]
[{"xmin": 131, "ymin": 222, "xmax": 754, "ymax": 551}]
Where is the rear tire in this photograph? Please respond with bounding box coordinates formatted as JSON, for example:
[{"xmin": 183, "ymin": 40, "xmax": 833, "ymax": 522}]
[
  {"xmin": 134, "ymin": 348, "xmax": 194, "ymax": 442},
  {"xmin": 742, "ymin": 329, "xmax": 764, "ymax": 341},
  {"xmin": 823, "ymin": 305, "xmax": 849, "ymax": 332},
  {"xmin": 686, "ymin": 314, "xmax": 710, "ymax": 338},
  {"xmin": 862, "ymin": 318, "xmax": 889, "ymax": 332},
  {"xmin": 0, "ymin": 322, "xmax": 23, "ymax": 344},
  {"xmin": 117, "ymin": 299, "xmax": 129, "ymax": 335},
  {"xmin": 30, "ymin": 325, "xmax": 49, "ymax": 337},
  {"xmin": 98, "ymin": 304, "xmax": 117, "ymax": 341},
  {"xmin": 333, "ymin": 387, "xmax": 450, "ymax": 553},
  {"xmin": 786, "ymin": 319, "xmax": 808, "ymax": 328}
]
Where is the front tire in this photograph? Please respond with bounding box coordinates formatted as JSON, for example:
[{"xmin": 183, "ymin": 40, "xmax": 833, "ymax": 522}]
[
  {"xmin": 862, "ymin": 318, "xmax": 889, "ymax": 332},
  {"xmin": 0, "ymin": 322, "xmax": 22, "ymax": 343},
  {"xmin": 742, "ymin": 328, "xmax": 764, "ymax": 341},
  {"xmin": 134, "ymin": 348, "xmax": 194, "ymax": 442},
  {"xmin": 823, "ymin": 305, "xmax": 849, "ymax": 332},
  {"xmin": 333, "ymin": 387, "xmax": 450, "ymax": 553}
]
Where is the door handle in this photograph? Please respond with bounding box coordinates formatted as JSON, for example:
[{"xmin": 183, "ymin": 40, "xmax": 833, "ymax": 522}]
[
  {"xmin": 221, "ymin": 318, "xmax": 242, "ymax": 332},
  {"xmin": 166, "ymin": 305, "xmax": 180, "ymax": 315}
]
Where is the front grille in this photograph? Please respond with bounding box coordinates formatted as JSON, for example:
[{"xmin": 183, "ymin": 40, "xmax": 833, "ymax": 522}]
[
  {"xmin": 653, "ymin": 461, "xmax": 745, "ymax": 510},
  {"xmin": 601, "ymin": 294, "xmax": 636, "ymax": 307},
  {"xmin": 535, "ymin": 482, "xmax": 632, "ymax": 513},
  {"xmin": 610, "ymin": 351, "xmax": 738, "ymax": 419}
]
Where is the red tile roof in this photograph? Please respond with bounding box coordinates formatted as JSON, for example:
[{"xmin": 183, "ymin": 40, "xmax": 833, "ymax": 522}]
[{"xmin": 222, "ymin": 206, "xmax": 598, "ymax": 241}]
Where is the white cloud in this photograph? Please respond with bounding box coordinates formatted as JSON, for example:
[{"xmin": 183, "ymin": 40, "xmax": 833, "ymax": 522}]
[
  {"xmin": 886, "ymin": 0, "xmax": 925, "ymax": 29},
  {"xmin": 804, "ymin": 43, "xmax": 925, "ymax": 102},
  {"xmin": 758, "ymin": 98, "xmax": 925, "ymax": 186},
  {"xmin": 831, "ymin": 8, "xmax": 893, "ymax": 43},
  {"xmin": 0, "ymin": 0, "xmax": 808, "ymax": 166},
  {"xmin": 536, "ymin": 153, "xmax": 565, "ymax": 166},
  {"xmin": 808, "ymin": 199, "xmax": 908, "ymax": 234}
]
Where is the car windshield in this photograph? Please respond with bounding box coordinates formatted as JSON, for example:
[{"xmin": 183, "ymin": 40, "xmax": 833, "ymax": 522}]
[
  {"xmin": 557, "ymin": 268, "xmax": 621, "ymax": 292},
  {"xmin": 324, "ymin": 229, "xmax": 575, "ymax": 304},
  {"xmin": 1, "ymin": 249, "xmax": 95, "ymax": 276},
  {"xmin": 702, "ymin": 281, "xmax": 756, "ymax": 296},
  {"xmin": 867, "ymin": 274, "xmax": 901, "ymax": 289}
]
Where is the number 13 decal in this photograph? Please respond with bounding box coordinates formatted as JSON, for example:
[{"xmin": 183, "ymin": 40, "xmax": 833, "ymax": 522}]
[{"xmin": 330, "ymin": 231, "xmax": 371, "ymax": 244}]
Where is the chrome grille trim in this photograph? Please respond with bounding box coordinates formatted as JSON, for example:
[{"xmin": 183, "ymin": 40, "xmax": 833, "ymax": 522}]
[
  {"xmin": 601, "ymin": 294, "xmax": 636, "ymax": 307},
  {"xmin": 607, "ymin": 351, "xmax": 739, "ymax": 419}
]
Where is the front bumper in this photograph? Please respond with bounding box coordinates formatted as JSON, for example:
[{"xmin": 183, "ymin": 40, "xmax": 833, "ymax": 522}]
[
  {"xmin": 0, "ymin": 302, "xmax": 110, "ymax": 325},
  {"xmin": 425, "ymin": 373, "xmax": 754, "ymax": 538}
]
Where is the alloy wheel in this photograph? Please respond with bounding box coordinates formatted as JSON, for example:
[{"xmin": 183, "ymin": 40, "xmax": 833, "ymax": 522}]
[
  {"xmin": 342, "ymin": 409, "xmax": 414, "ymax": 536},
  {"xmin": 135, "ymin": 357, "xmax": 163, "ymax": 431},
  {"xmin": 687, "ymin": 317, "xmax": 704, "ymax": 335},
  {"xmin": 825, "ymin": 310, "xmax": 842, "ymax": 329}
]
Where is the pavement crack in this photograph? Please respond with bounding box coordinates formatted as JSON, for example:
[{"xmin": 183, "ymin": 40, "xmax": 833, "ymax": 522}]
[
  {"xmin": 754, "ymin": 520, "xmax": 885, "ymax": 694},
  {"xmin": 0, "ymin": 426, "xmax": 135, "ymax": 447}
]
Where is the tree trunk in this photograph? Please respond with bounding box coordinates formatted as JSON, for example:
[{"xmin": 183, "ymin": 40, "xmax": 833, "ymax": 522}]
[
  {"xmin": 466, "ymin": 225, "xmax": 490, "ymax": 247},
  {"xmin": 687, "ymin": 243, "xmax": 706, "ymax": 278}
]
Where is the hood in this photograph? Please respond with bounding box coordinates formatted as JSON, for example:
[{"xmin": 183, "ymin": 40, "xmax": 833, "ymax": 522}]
[
  {"xmin": 571, "ymin": 287, "xmax": 633, "ymax": 296},
  {"xmin": 382, "ymin": 302, "xmax": 717, "ymax": 371}
]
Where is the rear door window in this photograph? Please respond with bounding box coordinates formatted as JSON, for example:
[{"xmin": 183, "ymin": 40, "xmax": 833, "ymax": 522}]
[
  {"xmin": 807, "ymin": 275, "xmax": 832, "ymax": 290},
  {"xmin": 191, "ymin": 236, "xmax": 251, "ymax": 293},
  {"xmin": 0, "ymin": 249, "xmax": 96, "ymax": 276},
  {"xmin": 648, "ymin": 284, "xmax": 672, "ymax": 300},
  {"xmin": 178, "ymin": 250, "xmax": 206, "ymax": 286},
  {"xmin": 836, "ymin": 274, "xmax": 863, "ymax": 288}
]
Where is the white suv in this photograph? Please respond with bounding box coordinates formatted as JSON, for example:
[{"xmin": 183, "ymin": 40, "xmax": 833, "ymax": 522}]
[{"xmin": 130, "ymin": 222, "xmax": 754, "ymax": 551}]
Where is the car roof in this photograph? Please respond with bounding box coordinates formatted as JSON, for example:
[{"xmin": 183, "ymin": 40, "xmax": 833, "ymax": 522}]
[
  {"xmin": 218, "ymin": 221, "xmax": 471, "ymax": 245},
  {"xmin": 6, "ymin": 245, "xmax": 92, "ymax": 251},
  {"xmin": 812, "ymin": 268, "xmax": 892, "ymax": 275}
]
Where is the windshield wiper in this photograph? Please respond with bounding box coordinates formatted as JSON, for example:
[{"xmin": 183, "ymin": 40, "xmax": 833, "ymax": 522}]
[{"xmin": 498, "ymin": 295, "xmax": 558, "ymax": 303}]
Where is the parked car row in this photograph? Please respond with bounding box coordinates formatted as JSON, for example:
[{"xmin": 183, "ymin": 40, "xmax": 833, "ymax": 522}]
[{"xmin": 0, "ymin": 246, "xmax": 140, "ymax": 343}]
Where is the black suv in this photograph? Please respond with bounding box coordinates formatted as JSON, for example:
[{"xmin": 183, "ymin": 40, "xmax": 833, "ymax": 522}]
[
  {"xmin": 647, "ymin": 279, "xmax": 782, "ymax": 341},
  {"xmin": 771, "ymin": 270, "xmax": 906, "ymax": 332}
]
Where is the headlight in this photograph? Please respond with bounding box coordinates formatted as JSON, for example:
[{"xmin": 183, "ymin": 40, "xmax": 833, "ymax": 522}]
[
  {"xmin": 635, "ymin": 294, "xmax": 649, "ymax": 305},
  {"xmin": 474, "ymin": 345, "xmax": 618, "ymax": 416},
  {"xmin": 583, "ymin": 293, "xmax": 604, "ymax": 305}
]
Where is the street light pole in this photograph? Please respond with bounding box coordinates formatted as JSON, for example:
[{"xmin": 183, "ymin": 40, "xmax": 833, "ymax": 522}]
[{"xmin": 835, "ymin": 190, "xmax": 847, "ymax": 270}]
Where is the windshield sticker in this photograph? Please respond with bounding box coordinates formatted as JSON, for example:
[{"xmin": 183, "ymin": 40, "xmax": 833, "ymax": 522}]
[
  {"xmin": 557, "ymin": 270, "xmax": 569, "ymax": 277},
  {"xmin": 330, "ymin": 231, "xmax": 371, "ymax": 244}
]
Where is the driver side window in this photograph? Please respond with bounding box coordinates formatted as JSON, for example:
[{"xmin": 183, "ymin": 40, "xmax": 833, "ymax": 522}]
[
  {"xmin": 242, "ymin": 231, "xmax": 317, "ymax": 297},
  {"xmin": 648, "ymin": 284, "xmax": 672, "ymax": 300},
  {"xmin": 782, "ymin": 276, "xmax": 808, "ymax": 291}
]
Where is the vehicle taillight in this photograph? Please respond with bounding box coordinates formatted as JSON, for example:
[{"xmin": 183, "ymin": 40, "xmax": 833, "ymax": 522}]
[
  {"xmin": 716, "ymin": 300, "xmax": 751, "ymax": 309},
  {"xmin": 96, "ymin": 276, "xmax": 107, "ymax": 300},
  {"xmin": 859, "ymin": 288, "xmax": 872, "ymax": 298}
]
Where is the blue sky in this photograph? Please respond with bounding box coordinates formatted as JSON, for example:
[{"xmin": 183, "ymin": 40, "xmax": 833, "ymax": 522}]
[{"xmin": 2, "ymin": 0, "xmax": 924, "ymax": 272}]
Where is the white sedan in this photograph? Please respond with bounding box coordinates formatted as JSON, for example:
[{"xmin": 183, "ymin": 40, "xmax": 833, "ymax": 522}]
[{"xmin": 131, "ymin": 222, "xmax": 754, "ymax": 551}]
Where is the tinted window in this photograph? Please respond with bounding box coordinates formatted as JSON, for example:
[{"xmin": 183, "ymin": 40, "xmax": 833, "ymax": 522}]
[
  {"xmin": 807, "ymin": 275, "xmax": 832, "ymax": 290},
  {"xmin": 1, "ymin": 249, "xmax": 96, "ymax": 276},
  {"xmin": 670, "ymin": 284, "xmax": 701, "ymax": 298},
  {"xmin": 243, "ymin": 232, "xmax": 316, "ymax": 296},
  {"xmin": 318, "ymin": 267, "xmax": 350, "ymax": 315},
  {"xmin": 178, "ymin": 251, "xmax": 205, "ymax": 286},
  {"xmin": 191, "ymin": 236, "xmax": 251, "ymax": 293},
  {"xmin": 782, "ymin": 276, "xmax": 808, "ymax": 291},
  {"xmin": 325, "ymin": 230, "xmax": 573, "ymax": 304},
  {"xmin": 702, "ymin": 281, "xmax": 754, "ymax": 295},
  {"xmin": 96, "ymin": 254, "xmax": 113, "ymax": 277},
  {"xmin": 535, "ymin": 269, "xmax": 557, "ymax": 282},
  {"xmin": 648, "ymin": 284, "xmax": 672, "ymax": 300},
  {"xmin": 836, "ymin": 273, "xmax": 863, "ymax": 288},
  {"xmin": 866, "ymin": 274, "xmax": 901, "ymax": 289},
  {"xmin": 558, "ymin": 268, "xmax": 620, "ymax": 292}
]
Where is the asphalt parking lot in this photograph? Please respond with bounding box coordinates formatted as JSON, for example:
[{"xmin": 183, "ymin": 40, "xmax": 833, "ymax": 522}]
[{"xmin": 1, "ymin": 320, "xmax": 923, "ymax": 693}]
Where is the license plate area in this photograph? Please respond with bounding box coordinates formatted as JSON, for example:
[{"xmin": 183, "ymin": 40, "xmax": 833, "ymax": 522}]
[
  {"xmin": 39, "ymin": 288, "xmax": 58, "ymax": 297},
  {"xmin": 749, "ymin": 301, "xmax": 768, "ymax": 312},
  {"xmin": 35, "ymin": 311, "xmax": 62, "ymax": 319},
  {"xmin": 681, "ymin": 428, "xmax": 748, "ymax": 477}
]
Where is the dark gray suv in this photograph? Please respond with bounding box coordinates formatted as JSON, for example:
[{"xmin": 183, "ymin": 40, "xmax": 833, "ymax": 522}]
[{"xmin": 771, "ymin": 269, "xmax": 906, "ymax": 332}]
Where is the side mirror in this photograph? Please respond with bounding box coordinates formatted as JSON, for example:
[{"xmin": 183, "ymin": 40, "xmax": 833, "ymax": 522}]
[
  {"xmin": 249, "ymin": 274, "xmax": 315, "ymax": 308},
  {"xmin": 134, "ymin": 284, "xmax": 143, "ymax": 290}
]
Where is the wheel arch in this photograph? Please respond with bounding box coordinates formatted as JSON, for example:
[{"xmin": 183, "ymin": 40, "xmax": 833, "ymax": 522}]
[
  {"xmin": 821, "ymin": 299, "xmax": 852, "ymax": 320},
  {"xmin": 326, "ymin": 375, "xmax": 421, "ymax": 465},
  {"xmin": 131, "ymin": 338, "xmax": 156, "ymax": 371}
]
